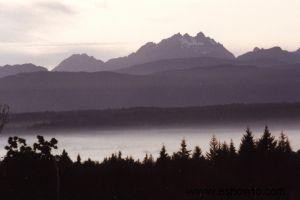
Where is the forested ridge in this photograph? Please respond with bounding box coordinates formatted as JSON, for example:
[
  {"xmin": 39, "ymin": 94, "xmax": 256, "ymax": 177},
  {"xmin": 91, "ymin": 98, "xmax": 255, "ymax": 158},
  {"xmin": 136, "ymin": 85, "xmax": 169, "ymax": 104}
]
[{"xmin": 7, "ymin": 103, "xmax": 300, "ymax": 131}]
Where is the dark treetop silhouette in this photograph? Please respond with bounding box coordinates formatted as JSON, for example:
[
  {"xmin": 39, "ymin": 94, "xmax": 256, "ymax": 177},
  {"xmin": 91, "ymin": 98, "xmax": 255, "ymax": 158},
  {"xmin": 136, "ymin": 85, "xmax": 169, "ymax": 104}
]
[{"xmin": 0, "ymin": 127, "xmax": 299, "ymax": 200}]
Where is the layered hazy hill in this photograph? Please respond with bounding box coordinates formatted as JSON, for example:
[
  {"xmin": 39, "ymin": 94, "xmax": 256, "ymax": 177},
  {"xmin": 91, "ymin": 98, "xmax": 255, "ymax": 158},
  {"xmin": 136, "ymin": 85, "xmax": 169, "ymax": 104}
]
[
  {"xmin": 2, "ymin": 63, "xmax": 300, "ymax": 113},
  {"xmin": 0, "ymin": 64, "xmax": 47, "ymax": 78},
  {"xmin": 116, "ymin": 57, "xmax": 234, "ymax": 75},
  {"xmin": 237, "ymin": 47, "xmax": 300, "ymax": 64},
  {"xmin": 52, "ymin": 53, "xmax": 105, "ymax": 72}
]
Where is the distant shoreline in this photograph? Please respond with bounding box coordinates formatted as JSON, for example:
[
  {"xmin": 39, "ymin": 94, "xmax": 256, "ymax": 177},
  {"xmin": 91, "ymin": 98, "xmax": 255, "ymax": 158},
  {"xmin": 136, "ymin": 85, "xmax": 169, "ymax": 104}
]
[{"xmin": 4, "ymin": 102, "xmax": 300, "ymax": 133}]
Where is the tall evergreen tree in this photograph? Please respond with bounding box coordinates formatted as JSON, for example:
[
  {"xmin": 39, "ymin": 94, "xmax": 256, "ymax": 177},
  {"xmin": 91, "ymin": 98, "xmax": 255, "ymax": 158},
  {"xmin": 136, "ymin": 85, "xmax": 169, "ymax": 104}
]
[
  {"xmin": 177, "ymin": 139, "xmax": 191, "ymax": 159},
  {"xmin": 59, "ymin": 149, "xmax": 73, "ymax": 166},
  {"xmin": 206, "ymin": 135, "xmax": 219, "ymax": 161},
  {"xmin": 276, "ymin": 132, "xmax": 292, "ymax": 154},
  {"xmin": 76, "ymin": 154, "xmax": 81, "ymax": 164},
  {"xmin": 239, "ymin": 127, "xmax": 256, "ymax": 159},
  {"xmin": 229, "ymin": 139, "xmax": 237, "ymax": 158},
  {"xmin": 192, "ymin": 146, "xmax": 202, "ymax": 160},
  {"xmin": 143, "ymin": 153, "xmax": 154, "ymax": 165},
  {"xmin": 117, "ymin": 151, "xmax": 122, "ymax": 160},
  {"xmin": 220, "ymin": 142, "xmax": 230, "ymax": 155},
  {"xmin": 157, "ymin": 145, "xmax": 170, "ymax": 164},
  {"xmin": 257, "ymin": 126, "xmax": 277, "ymax": 155}
]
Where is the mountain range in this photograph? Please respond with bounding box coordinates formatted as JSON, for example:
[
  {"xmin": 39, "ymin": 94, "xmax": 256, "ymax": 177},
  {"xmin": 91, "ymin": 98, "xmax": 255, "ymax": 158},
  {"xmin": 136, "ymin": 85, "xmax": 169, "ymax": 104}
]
[
  {"xmin": 1, "ymin": 32, "xmax": 300, "ymax": 77},
  {"xmin": 51, "ymin": 32, "xmax": 235, "ymax": 72},
  {"xmin": 104, "ymin": 32, "xmax": 235, "ymax": 69},
  {"xmin": 237, "ymin": 46, "xmax": 300, "ymax": 64},
  {"xmin": 1, "ymin": 32, "xmax": 300, "ymax": 113}
]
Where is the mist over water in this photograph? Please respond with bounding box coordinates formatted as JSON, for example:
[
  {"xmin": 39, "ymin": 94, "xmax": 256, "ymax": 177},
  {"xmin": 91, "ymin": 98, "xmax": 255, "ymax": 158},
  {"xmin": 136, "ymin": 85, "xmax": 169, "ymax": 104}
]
[{"xmin": 1, "ymin": 126, "xmax": 300, "ymax": 162}]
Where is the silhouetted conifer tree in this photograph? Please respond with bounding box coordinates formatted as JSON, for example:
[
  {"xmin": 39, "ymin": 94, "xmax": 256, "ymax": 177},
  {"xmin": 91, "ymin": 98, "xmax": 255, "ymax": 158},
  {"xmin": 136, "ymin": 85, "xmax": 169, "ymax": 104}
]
[
  {"xmin": 176, "ymin": 139, "xmax": 191, "ymax": 160},
  {"xmin": 76, "ymin": 154, "xmax": 81, "ymax": 164},
  {"xmin": 239, "ymin": 128, "xmax": 256, "ymax": 159},
  {"xmin": 157, "ymin": 145, "xmax": 169, "ymax": 161},
  {"xmin": 229, "ymin": 139, "xmax": 237, "ymax": 158},
  {"xmin": 117, "ymin": 151, "xmax": 122, "ymax": 160},
  {"xmin": 206, "ymin": 135, "xmax": 219, "ymax": 162},
  {"xmin": 143, "ymin": 153, "xmax": 149, "ymax": 164},
  {"xmin": 143, "ymin": 153, "xmax": 154, "ymax": 165},
  {"xmin": 59, "ymin": 149, "xmax": 72, "ymax": 166},
  {"xmin": 257, "ymin": 126, "xmax": 277, "ymax": 155},
  {"xmin": 220, "ymin": 142, "xmax": 230, "ymax": 157},
  {"xmin": 125, "ymin": 156, "xmax": 134, "ymax": 163},
  {"xmin": 84, "ymin": 158, "xmax": 96, "ymax": 166},
  {"xmin": 149, "ymin": 154, "xmax": 154, "ymax": 163},
  {"xmin": 276, "ymin": 132, "xmax": 292, "ymax": 154},
  {"xmin": 192, "ymin": 146, "xmax": 202, "ymax": 160}
]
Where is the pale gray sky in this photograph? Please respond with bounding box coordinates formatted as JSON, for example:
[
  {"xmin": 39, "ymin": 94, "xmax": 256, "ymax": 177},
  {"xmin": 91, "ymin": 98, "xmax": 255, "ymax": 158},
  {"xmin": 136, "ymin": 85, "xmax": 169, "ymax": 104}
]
[{"xmin": 0, "ymin": 0, "xmax": 300, "ymax": 69}]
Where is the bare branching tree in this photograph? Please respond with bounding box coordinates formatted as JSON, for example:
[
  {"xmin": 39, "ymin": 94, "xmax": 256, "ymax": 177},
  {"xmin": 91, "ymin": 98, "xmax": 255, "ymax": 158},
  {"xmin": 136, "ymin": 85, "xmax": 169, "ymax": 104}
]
[{"xmin": 0, "ymin": 104, "xmax": 9, "ymax": 134}]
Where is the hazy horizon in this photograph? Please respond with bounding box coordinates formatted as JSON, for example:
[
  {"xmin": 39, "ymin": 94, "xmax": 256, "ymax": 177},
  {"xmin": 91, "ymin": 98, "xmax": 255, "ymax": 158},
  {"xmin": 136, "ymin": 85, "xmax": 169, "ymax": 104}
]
[{"xmin": 1, "ymin": 0, "xmax": 300, "ymax": 69}]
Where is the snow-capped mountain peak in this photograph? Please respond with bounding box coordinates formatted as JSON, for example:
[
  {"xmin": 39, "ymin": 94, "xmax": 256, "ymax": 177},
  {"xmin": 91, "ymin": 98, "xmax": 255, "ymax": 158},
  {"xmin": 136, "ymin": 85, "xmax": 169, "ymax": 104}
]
[{"xmin": 180, "ymin": 34, "xmax": 205, "ymax": 47}]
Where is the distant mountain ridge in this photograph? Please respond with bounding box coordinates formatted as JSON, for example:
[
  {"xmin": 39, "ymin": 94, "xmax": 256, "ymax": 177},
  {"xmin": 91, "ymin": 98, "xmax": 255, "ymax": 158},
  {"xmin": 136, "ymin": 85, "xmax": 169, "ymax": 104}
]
[
  {"xmin": 0, "ymin": 63, "xmax": 47, "ymax": 78},
  {"xmin": 51, "ymin": 33, "xmax": 300, "ymax": 73},
  {"xmin": 237, "ymin": 46, "xmax": 300, "ymax": 64},
  {"xmin": 1, "ymin": 32, "xmax": 300, "ymax": 75},
  {"xmin": 52, "ymin": 54, "xmax": 105, "ymax": 72},
  {"xmin": 52, "ymin": 32, "xmax": 235, "ymax": 72},
  {"xmin": 105, "ymin": 32, "xmax": 235, "ymax": 69}
]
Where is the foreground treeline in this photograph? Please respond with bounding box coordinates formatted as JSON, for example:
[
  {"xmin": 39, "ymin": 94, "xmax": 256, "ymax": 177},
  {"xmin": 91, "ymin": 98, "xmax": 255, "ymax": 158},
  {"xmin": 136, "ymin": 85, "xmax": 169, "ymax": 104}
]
[{"xmin": 0, "ymin": 127, "xmax": 300, "ymax": 200}]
